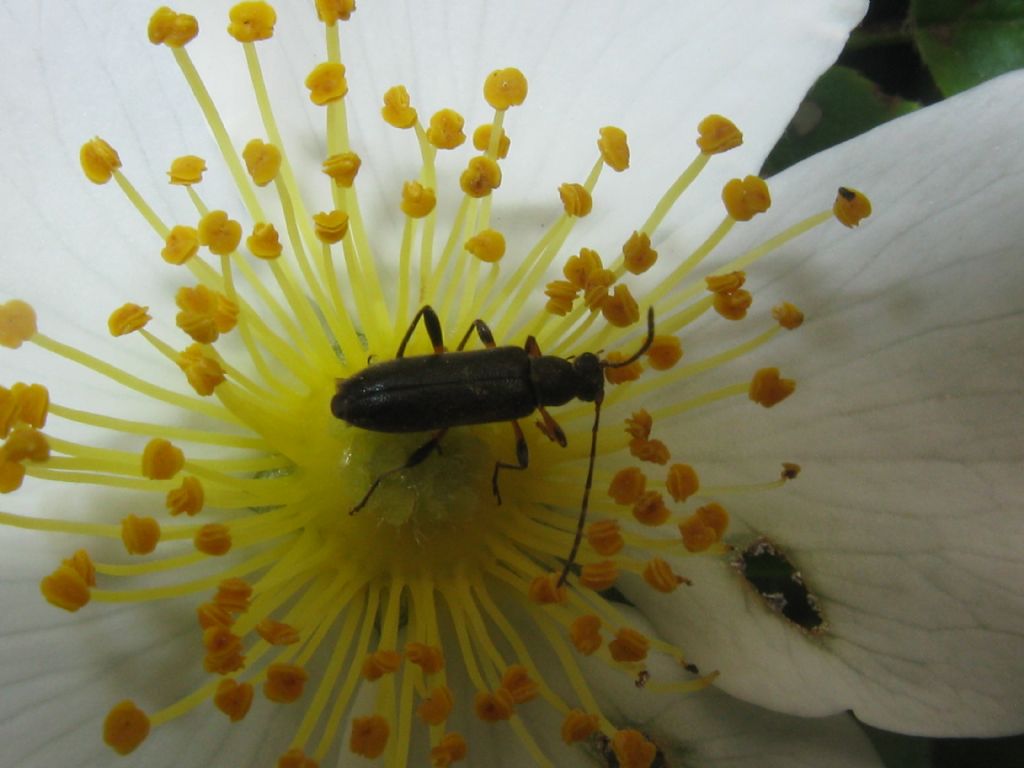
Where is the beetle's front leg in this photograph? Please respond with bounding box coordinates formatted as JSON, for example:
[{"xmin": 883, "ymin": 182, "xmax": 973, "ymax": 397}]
[
  {"xmin": 492, "ymin": 419, "xmax": 528, "ymax": 505},
  {"xmin": 349, "ymin": 428, "xmax": 448, "ymax": 514}
]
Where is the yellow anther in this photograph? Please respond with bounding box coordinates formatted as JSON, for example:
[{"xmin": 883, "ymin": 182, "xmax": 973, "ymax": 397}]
[
  {"xmin": 696, "ymin": 114, "xmax": 743, "ymax": 154},
  {"xmin": 168, "ymin": 155, "xmax": 206, "ymax": 185},
  {"xmin": 242, "ymin": 139, "xmax": 282, "ymax": 186},
  {"xmin": 278, "ymin": 747, "xmax": 319, "ymax": 768},
  {"xmin": 465, "ymin": 229, "xmax": 506, "ymax": 263},
  {"xmin": 427, "ymin": 109, "xmax": 467, "ymax": 150},
  {"xmin": 178, "ymin": 344, "xmax": 226, "ymax": 396},
  {"xmin": 401, "ymin": 181, "xmax": 437, "ymax": 218},
  {"xmin": 705, "ymin": 270, "xmax": 746, "ymax": 295},
  {"xmin": 580, "ymin": 560, "xmax": 619, "ymax": 591},
  {"xmin": 622, "ymin": 230, "xmax": 658, "ymax": 275},
  {"xmin": 483, "ymin": 67, "xmax": 528, "ymax": 110},
  {"xmin": 257, "ymin": 618, "xmax": 301, "ymax": 645},
  {"xmin": 625, "ymin": 409, "xmax": 653, "ymax": 440},
  {"xmin": 602, "ymin": 284, "xmax": 640, "ymax": 327},
  {"xmin": 195, "ymin": 523, "xmax": 232, "ymax": 556},
  {"xmin": 632, "ymin": 490, "xmax": 670, "ymax": 526},
  {"xmin": 316, "ymin": 0, "xmax": 357, "ymax": 25},
  {"xmin": 722, "ymin": 175, "xmax": 771, "ymax": 221},
  {"xmin": 197, "ymin": 602, "xmax": 233, "ymax": 629},
  {"xmin": 248, "ymin": 222, "xmax": 283, "ymax": 259},
  {"xmin": 204, "ymin": 625, "xmax": 244, "ymax": 668},
  {"xmin": 666, "ymin": 463, "xmax": 699, "ymax": 502},
  {"xmin": 2, "ymin": 383, "xmax": 48, "ymax": 435},
  {"xmin": 474, "ymin": 688, "xmax": 515, "ymax": 722},
  {"xmin": 430, "ymin": 733, "xmax": 467, "ymax": 767},
  {"xmin": 162, "ymin": 225, "xmax": 200, "ymax": 265},
  {"xmin": 569, "ymin": 614, "xmax": 602, "ymax": 655},
  {"xmin": 40, "ymin": 563, "xmax": 91, "ymax": 611},
  {"xmin": 587, "ymin": 519, "xmax": 624, "ymax": 556},
  {"xmin": 544, "ymin": 280, "xmax": 579, "ymax": 316},
  {"xmin": 64, "ymin": 549, "xmax": 96, "ymax": 586},
  {"xmin": 141, "ymin": 437, "xmax": 183, "ymax": 480},
  {"xmin": 583, "ymin": 268, "xmax": 616, "ymax": 312},
  {"xmin": 679, "ymin": 515, "xmax": 716, "ymax": 552},
  {"xmin": 361, "ymin": 649, "xmax": 402, "ymax": 680},
  {"xmin": 834, "ymin": 186, "xmax": 872, "ymax": 227},
  {"xmin": 563, "ymin": 248, "xmax": 603, "ymax": 290},
  {"xmin": 713, "ymin": 289, "xmax": 753, "ymax": 321},
  {"xmin": 216, "ymin": 578, "xmax": 253, "ymax": 612},
  {"xmin": 164, "ymin": 475, "xmax": 202, "ymax": 518},
  {"xmin": 322, "ymin": 151, "xmax": 362, "ymax": 187},
  {"xmin": 559, "ymin": 182, "xmax": 593, "ymax": 217},
  {"xmin": 121, "ymin": 514, "xmax": 160, "ymax": 555},
  {"xmin": 79, "ymin": 137, "xmax": 121, "ymax": 184},
  {"xmin": 305, "ymin": 62, "xmax": 348, "ymax": 105},
  {"xmin": 176, "ymin": 284, "xmax": 238, "ymax": 343},
  {"xmin": 749, "ymin": 367, "xmax": 795, "ymax": 407},
  {"xmin": 147, "ymin": 7, "xmax": 198, "ymax": 47},
  {"xmin": 782, "ymin": 462, "xmax": 801, "ymax": 480},
  {"xmin": 603, "ymin": 351, "xmax": 643, "ymax": 385},
  {"xmin": 418, "ymin": 685, "xmax": 454, "ymax": 725},
  {"xmin": 646, "ymin": 335, "xmax": 683, "ymax": 370},
  {"xmin": 643, "ymin": 558, "xmax": 688, "ymax": 593},
  {"xmin": 772, "ymin": 301, "xmax": 805, "ymax": 330},
  {"xmin": 405, "ymin": 642, "xmax": 445, "ymax": 674},
  {"xmin": 697, "ymin": 502, "xmax": 729, "ymax": 539},
  {"xmin": 228, "ymin": 2, "xmax": 276, "ymax": 42},
  {"xmin": 608, "ymin": 627, "xmax": 649, "ymax": 662},
  {"xmin": 264, "ymin": 662, "xmax": 308, "ymax": 703},
  {"xmin": 108, "ymin": 303, "xmax": 151, "ymax": 337},
  {"xmin": 0, "ymin": 300, "xmax": 36, "ymax": 349},
  {"xmin": 198, "ymin": 210, "xmax": 243, "ymax": 255},
  {"xmin": 612, "ymin": 729, "xmax": 658, "ymax": 768},
  {"xmin": 103, "ymin": 700, "xmax": 150, "ymax": 756},
  {"xmin": 214, "ymin": 678, "xmax": 254, "ymax": 722},
  {"xmin": 0, "ymin": 459, "xmax": 26, "ymax": 493},
  {"xmin": 313, "ymin": 209, "xmax": 350, "ymax": 244},
  {"xmin": 609, "ymin": 467, "xmax": 646, "ymax": 505},
  {"xmin": 629, "ymin": 437, "xmax": 670, "ymax": 465},
  {"xmin": 472, "ymin": 124, "xmax": 510, "ymax": 158},
  {"xmin": 598, "ymin": 126, "xmax": 630, "ymax": 171},
  {"xmin": 501, "ymin": 665, "xmax": 539, "ymax": 704},
  {"xmin": 561, "ymin": 710, "xmax": 600, "ymax": 744},
  {"xmin": 527, "ymin": 572, "xmax": 567, "ymax": 604},
  {"xmin": 381, "ymin": 85, "xmax": 417, "ymax": 129},
  {"xmin": 460, "ymin": 155, "xmax": 502, "ymax": 198},
  {"xmin": 350, "ymin": 715, "xmax": 389, "ymax": 758},
  {"xmin": 3, "ymin": 425, "xmax": 49, "ymax": 463}
]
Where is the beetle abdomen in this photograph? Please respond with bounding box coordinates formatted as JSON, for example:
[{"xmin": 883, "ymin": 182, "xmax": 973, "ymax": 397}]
[{"xmin": 332, "ymin": 347, "xmax": 538, "ymax": 433}]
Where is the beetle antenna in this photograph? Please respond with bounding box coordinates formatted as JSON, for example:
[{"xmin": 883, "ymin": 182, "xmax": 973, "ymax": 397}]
[
  {"xmin": 601, "ymin": 307, "xmax": 655, "ymax": 369},
  {"xmin": 557, "ymin": 392, "xmax": 603, "ymax": 588}
]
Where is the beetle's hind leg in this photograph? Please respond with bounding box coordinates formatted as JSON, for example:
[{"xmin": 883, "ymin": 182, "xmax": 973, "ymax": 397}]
[
  {"xmin": 397, "ymin": 306, "xmax": 445, "ymax": 357},
  {"xmin": 492, "ymin": 420, "xmax": 529, "ymax": 505},
  {"xmin": 349, "ymin": 428, "xmax": 449, "ymax": 514}
]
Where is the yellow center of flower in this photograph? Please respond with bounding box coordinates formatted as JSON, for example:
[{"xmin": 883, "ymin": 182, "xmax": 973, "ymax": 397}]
[{"xmin": 0, "ymin": 4, "xmax": 874, "ymax": 768}]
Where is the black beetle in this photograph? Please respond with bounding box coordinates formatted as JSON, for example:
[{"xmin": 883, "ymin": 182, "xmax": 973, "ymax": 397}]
[{"xmin": 332, "ymin": 305, "xmax": 655, "ymax": 585}]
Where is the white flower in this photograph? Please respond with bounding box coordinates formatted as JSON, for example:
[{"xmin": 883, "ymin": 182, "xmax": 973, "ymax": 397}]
[{"xmin": 0, "ymin": 1, "xmax": 1021, "ymax": 767}]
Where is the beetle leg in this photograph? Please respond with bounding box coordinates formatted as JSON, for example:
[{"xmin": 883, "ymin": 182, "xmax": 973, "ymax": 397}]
[
  {"xmin": 491, "ymin": 419, "xmax": 529, "ymax": 505},
  {"xmin": 396, "ymin": 305, "xmax": 445, "ymax": 357},
  {"xmin": 349, "ymin": 428, "xmax": 449, "ymax": 514},
  {"xmin": 534, "ymin": 406, "xmax": 568, "ymax": 447},
  {"xmin": 455, "ymin": 317, "xmax": 497, "ymax": 350},
  {"xmin": 523, "ymin": 335, "xmax": 542, "ymax": 358}
]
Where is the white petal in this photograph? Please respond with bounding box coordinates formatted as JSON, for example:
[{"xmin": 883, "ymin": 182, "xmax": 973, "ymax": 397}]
[{"xmin": 626, "ymin": 71, "xmax": 1024, "ymax": 736}]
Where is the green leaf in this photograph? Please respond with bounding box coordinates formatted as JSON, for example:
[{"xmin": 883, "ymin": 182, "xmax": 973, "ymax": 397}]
[
  {"xmin": 911, "ymin": 0, "xmax": 1024, "ymax": 96},
  {"xmin": 761, "ymin": 66, "xmax": 920, "ymax": 177}
]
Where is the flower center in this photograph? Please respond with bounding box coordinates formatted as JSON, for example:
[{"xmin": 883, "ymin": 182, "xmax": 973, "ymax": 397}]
[{"xmin": 0, "ymin": 3, "xmax": 873, "ymax": 767}]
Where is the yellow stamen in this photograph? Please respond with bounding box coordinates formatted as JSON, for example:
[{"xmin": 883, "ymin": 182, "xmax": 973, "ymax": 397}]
[
  {"xmin": 666, "ymin": 463, "xmax": 700, "ymax": 502},
  {"xmin": 361, "ymin": 649, "xmax": 402, "ymax": 680},
  {"xmin": 147, "ymin": 8, "xmax": 198, "ymax": 48},
  {"xmin": 178, "ymin": 344, "xmax": 227, "ymax": 396},
  {"xmin": 141, "ymin": 437, "xmax": 184, "ymax": 480},
  {"xmin": 474, "ymin": 688, "xmax": 515, "ymax": 721},
  {"xmin": 460, "ymin": 156, "xmax": 502, "ymax": 198},
  {"xmin": 609, "ymin": 467, "xmax": 646, "ymax": 505},
  {"xmin": 40, "ymin": 562, "xmax": 92, "ymax": 611},
  {"xmin": 643, "ymin": 558, "xmax": 689, "ymax": 593},
  {"xmin": 722, "ymin": 175, "xmax": 771, "ymax": 221},
  {"xmin": 227, "ymin": 2, "xmax": 277, "ymax": 43},
  {"xmin": 473, "ymin": 124, "xmax": 510, "ymax": 158},
  {"xmin": 772, "ymin": 301, "xmax": 805, "ymax": 329},
  {"xmin": 401, "ymin": 181, "xmax": 437, "ymax": 218},
  {"xmin": 247, "ymin": 221, "xmax": 284, "ymax": 259},
  {"xmin": 214, "ymin": 678, "xmax": 254, "ymax": 721},
  {"xmin": 194, "ymin": 523, "xmax": 232, "ymax": 556},
  {"xmin": 162, "ymin": 225, "xmax": 200, "ymax": 265},
  {"xmin": 622, "ymin": 230, "xmax": 658, "ymax": 275},
  {"xmin": 121, "ymin": 514, "xmax": 160, "ymax": 555},
  {"xmin": 108, "ymin": 303, "xmax": 151, "ymax": 337},
  {"xmin": 483, "ymin": 67, "xmax": 528, "ymax": 110},
  {"xmin": 696, "ymin": 114, "xmax": 743, "ymax": 155},
  {"xmin": 559, "ymin": 182, "xmax": 593, "ymax": 217},
  {"xmin": 646, "ymin": 334, "xmax": 683, "ymax": 370},
  {"xmin": 242, "ymin": 138, "xmax": 282, "ymax": 186},
  {"xmin": 608, "ymin": 627, "xmax": 649, "ymax": 662},
  {"xmin": 834, "ymin": 186, "xmax": 872, "ymax": 227},
  {"xmin": 0, "ymin": 300, "xmax": 37, "ymax": 349},
  {"xmin": 165, "ymin": 475, "xmax": 204, "ymax": 516},
  {"xmin": 197, "ymin": 210, "xmax": 243, "ymax": 255},
  {"xmin": 430, "ymin": 732, "xmax": 467, "ymax": 767},
  {"xmin": 597, "ymin": 126, "xmax": 629, "ymax": 172},
  {"xmin": 465, "ymin": 229, "xmax": 506, "ymax": 263},
  {"xmin": 580, "ymin": 560, "xmax": 619, "ymax": 591},
  {"xmin": 749, "ymin": 367, "xmax": 796, "ymax": 407},
  {"xmin": 587, "ymin": 519, "xmax": 624, "ymax": 556},
  {"xmin": 427, "ymin": 109, "xmax": 467, "ymax": 150},
  {"xmin": 315, "ymin": 0, "xmax": 356, "ymax": 25},
  {"xmin": 80, "ymin": 137, "xmax": 122, "ymax": 184},
  {"xmin": 569, "ymin": 614, "xmax": 602, "ymax": 655},
  {"xmin": 612, "ymin": 729, "xmax": 658, "ymax": 768},
  {"xmin": 168, "ymin": 155, "xmax": 207, "ymax": 185},
  {"xmin": 349, "ymin": 714, "xmax": 389, "ymax": 758},
  {"xmin": 312, "ymin": 209, "xmax": 350, "ymax": 244},
  {"xmin": 305, "ymin": 62, "xmax": 348, "ymax": 105},
  {"xmin": 418, "ymin": 684, "xmax": 454, "ymax": 725},
  {"xmin": 381, "ymin": 85, "xmax": 418, "ymax": 129},
  {"xmin": 265, "ymin": 662, "xmax": 309, "ymax": 703},
  {"xmin": 602, "ymin": 284, "xmax": 639, "ymax": 327},
  {"xmin": 632, "ymin": 491, "xmax": 670, "ymax": 526},
  {"xmin": 629, "ymin": 438, "xmax": 670, "ymax": 465},
  {"xmin": 321, "ymin": 151, "xmax": 361, "ymax": 187},
  {"xmin": 103, "ymin": 700, "xmax": 151, "ymax": 756},
  {"xmin": 257, "ymin": 618, "xmax": 301, "ymax": 645}
]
